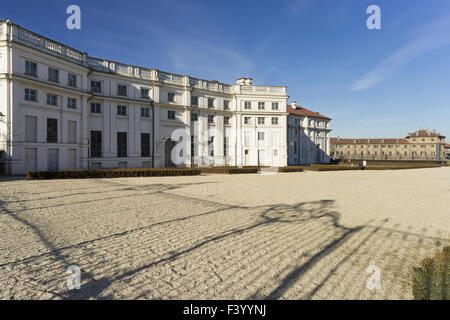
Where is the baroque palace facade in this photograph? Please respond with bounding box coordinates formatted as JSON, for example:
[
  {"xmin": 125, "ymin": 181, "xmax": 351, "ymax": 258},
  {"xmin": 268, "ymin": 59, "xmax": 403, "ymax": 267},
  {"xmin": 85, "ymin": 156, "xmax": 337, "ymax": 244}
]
[
  {"xmin": 0, "ymin": 20, "xmax": 307, "ymax": 175},
  {"xmin": 287, "ymin": 101, "xmax": 331, "ymax": 165},
  {"xmin": 331, "ymin": 129, "xmax": 446, "ymax": 162}
]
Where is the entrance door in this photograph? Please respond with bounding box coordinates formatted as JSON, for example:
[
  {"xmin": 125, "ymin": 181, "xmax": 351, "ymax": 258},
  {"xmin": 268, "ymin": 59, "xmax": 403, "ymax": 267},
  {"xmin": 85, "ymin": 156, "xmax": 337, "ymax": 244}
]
[
  {"xmin": 258, "ymin": 150, "xmax": 265, "ymax": 166},
  {"xmin": 164, "ymin": 139, "xmax": 176, "ymax": 167},
  {"xmin": 48, "ymin": 149, "xmax": 59, "ymax": 171},
  {"xmin": 67, "ymin": 149, "xmax": 76, "ymax": 170},
  {"xmin": 24, "ymin": 148, "xmax": 37, "ymax": 172}
]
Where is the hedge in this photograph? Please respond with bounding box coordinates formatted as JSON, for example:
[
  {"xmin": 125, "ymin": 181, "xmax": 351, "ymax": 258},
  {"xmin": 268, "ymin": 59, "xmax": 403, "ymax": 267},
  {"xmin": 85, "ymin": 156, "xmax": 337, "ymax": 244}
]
[
  {"xmin": 199, "ymin": 166, "xmax": 259, "ymax": 174},
  {"xmin": 27, "ymin": 168, "xmax": 202, "ymax": 180},
  {"xmin": 278, "ymin": 166, "xmax": 305, "ymax": 173},
  {"xmin": 413, "ymin": 246, "xmax": 449, "ymax": 300}
]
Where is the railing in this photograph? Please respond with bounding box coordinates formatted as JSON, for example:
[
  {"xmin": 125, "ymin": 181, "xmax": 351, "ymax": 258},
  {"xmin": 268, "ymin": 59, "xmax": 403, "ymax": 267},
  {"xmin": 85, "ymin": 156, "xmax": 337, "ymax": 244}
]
[{"xmin": 6, "ymin": 22, "xmax": 283, "ymax": 95}]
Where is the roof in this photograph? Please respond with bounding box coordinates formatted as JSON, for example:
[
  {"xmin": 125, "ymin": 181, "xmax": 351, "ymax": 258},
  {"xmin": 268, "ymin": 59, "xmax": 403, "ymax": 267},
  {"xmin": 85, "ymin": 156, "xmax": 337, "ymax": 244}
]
[
  {"xmin": 331, "ymin": 138, "xmax": 409, "ymax": 145},
  {"xmin": 407, "ymin": 129, "xmax": 445, "ymax": 138},
  {"xmin": 287, "ymin": 105, "xmax": 331, "ymax": 120},
  {"xmin": 444, "ymin": 144, "xmax": 450, "ymax": 149}
]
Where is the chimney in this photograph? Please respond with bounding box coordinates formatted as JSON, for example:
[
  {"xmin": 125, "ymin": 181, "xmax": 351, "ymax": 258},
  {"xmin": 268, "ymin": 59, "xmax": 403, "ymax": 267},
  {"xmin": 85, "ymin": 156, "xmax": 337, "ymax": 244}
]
[{"xmin": 291, "ymin": 101, "xmax": 297, "ymax": 109}]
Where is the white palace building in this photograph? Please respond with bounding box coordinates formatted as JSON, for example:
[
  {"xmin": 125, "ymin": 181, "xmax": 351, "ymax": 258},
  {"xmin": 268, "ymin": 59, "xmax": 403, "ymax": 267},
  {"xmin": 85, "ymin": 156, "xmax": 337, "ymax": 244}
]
[{"xmin": 0, "ymin": 20, "xmax": 331, "ymax": 175}]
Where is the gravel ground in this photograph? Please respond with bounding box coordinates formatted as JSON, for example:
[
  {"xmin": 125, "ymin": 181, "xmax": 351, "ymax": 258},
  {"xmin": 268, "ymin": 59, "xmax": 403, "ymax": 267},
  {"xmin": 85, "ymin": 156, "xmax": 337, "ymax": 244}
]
[{"xmin": 0, "ymin": 167, "xmax": 449, "ymax": 300}]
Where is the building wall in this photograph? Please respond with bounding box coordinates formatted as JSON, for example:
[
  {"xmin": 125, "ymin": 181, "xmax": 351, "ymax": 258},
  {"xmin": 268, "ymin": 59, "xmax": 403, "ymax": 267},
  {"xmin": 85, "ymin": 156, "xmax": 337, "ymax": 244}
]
[
  {"xmin": 287, "ymin": 114, "xmax": 331, "ymax": 165},
  {"xmin": 0, "ymin": 21, "xmax": 289, "ymax": 174},
  {"xmin": 331, "ymin": 135, "xmax": 446, "ymax": 161}
]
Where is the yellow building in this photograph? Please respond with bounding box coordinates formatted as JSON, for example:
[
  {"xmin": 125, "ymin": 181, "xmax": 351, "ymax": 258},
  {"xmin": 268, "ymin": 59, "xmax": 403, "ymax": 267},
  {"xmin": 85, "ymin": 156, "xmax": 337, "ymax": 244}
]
[{"xmin": 331, "ymin": 129, "xmax": 446, "ymax": 162}]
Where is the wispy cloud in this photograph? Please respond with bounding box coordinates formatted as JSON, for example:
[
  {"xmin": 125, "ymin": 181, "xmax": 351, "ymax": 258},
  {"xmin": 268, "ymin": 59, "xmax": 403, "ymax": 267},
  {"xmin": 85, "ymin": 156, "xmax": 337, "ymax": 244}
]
[{"xmin": 350, "ymin": 14, "xmax": 450, "ymax": 91}]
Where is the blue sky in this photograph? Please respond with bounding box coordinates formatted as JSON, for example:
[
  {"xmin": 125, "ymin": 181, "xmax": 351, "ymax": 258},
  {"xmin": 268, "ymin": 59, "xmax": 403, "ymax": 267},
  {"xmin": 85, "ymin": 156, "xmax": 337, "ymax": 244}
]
[{"xmin": 3, "ymin": 0, "xmax": 450, "ymax": 139}]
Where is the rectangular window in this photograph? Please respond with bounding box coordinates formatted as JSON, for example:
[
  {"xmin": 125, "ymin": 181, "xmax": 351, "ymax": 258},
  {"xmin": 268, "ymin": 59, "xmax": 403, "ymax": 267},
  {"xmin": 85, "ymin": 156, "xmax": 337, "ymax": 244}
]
[
  {"xmin": 91, "ymin": 81, "xmax": 102, "ymax": 93},
  {"xmin": 208, "ymin": 98, "xmax": 215, "ymax": 108},
  {"xmin": 24, "ymin": 88, "xmax": 37, "ymax": 102},
  {"xmin": 224, "ymin": 100, "xmax": 230, "ymax": 110},
  {"xmin": 244, "ymin": 101, "xmax": 251, "ymax": 110},
  {"xmin": 191, "ymin": 113, "xmax": 198, "ymax": 121},
  {"xmin": 258, "ymin": 102, "xmax": 265, "ymax": 110},
  {"xmin": 47, "ymin": 118, "xmax": 58, "ymax": 143},
  {"xmin": 68, "ymin": 73, "xmax": 77, "ymax": 87},
  {"xmin": 141, "ymin": 133, "xmax": 150, "ymax": 157},
  {"xmin": 208, "ymin": 115, "xmax": 215, "ymax": 123},
  {"xmin": 25, "ymin": 61, "xmax": 37, "ymax": 76},
  {"xmin": 117, "ymin": 132, "xmax": 127, "ymax": 157},
  {"xmin": 25, "ymin": 116, "xmax": 37, "ymax": 142},
  {"xmin": 244, "ymin": 117, "xmax": 251, "ymax": 125},
  {"xmin": 68, "ymin": 120, "xmax": 76, "ymax": 144},
  {"xmin": 91, "ymin": 103, "xmax": 101, "ymax": 113},
  {"xmin": 208, "ymin": 136, "xmax": 214, "ymax": 156},
  {"xmin": 141, "ymin": 107, "xmax": 150, "ymax": 118},
  {"xmin": 141, "ymin": 88, "xmax": 150, "ymax": 99},
  {"xmin": 48, "ymin": 67, "xmax": 59, "ymax": 82},
  {"xmin": 47, "ymin": 94, "xmax": 58, "ymax": 106},
  {"xmin": 191, "ymin": 96, "xmax": 198, "ymax": 106},
  {"xmin": 272, "ymin": 102, "xmax": 279, "ymax": 110},
  {"xmin": 168, "ymin": 92, "xmax": 175, "ymax": 102},
  {"xmin": 168, "ymin": 110, "xmax": 175, "ymax": 119},
  {"xmin": 67, "ymin": 97, "xmax": 77, "ymax": 109},
  {"xmin": 117, "ymin": 105, "xmax": 127, "ymax": 116},
  {"xmin": 90, "ymin": 131, "xmax": 102, "ymax": 158},
  {"xmin": 224, "ymin": 116, "xmax": 230, "ymax": 125},
  {"xmin": 258, "ymin": 117, "xmax": 265, "ymax": 125},
  {"xmin": 117, "ymin": 85, "xmax": 127, "ymax": 96},
  {"xmin": 224, "ymin": 137, "xmax": 229, "ymax": 157},
  {"xmin": 258, "ymin": 132, "xmax": 265, "ymax": 141},
  {"xmin": 271, "ymin": 117, "xmax": 279, "ymax": 125}
]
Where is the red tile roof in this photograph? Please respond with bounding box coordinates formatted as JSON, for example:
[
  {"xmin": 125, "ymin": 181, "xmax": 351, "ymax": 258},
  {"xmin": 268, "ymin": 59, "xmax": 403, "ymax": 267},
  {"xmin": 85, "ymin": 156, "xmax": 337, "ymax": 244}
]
[
  {"xmin": 444, "ymin": 144, "xmax": 450, "ymax": 148},
  {"xmin": 287, "ymin": 105, "xmax": 331, "ymax": 120},
  {"xmin": 331, "ymin": 138, "xmax": 409, "ymax": 144},
  {"xmin": 407, "ymin": 129, "xmax": 445, "ymax": 138}
]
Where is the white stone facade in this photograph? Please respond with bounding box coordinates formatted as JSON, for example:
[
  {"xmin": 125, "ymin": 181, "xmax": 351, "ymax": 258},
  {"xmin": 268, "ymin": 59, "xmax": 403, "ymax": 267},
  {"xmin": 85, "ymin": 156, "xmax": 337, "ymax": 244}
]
[
  {"xmin": 0, "ymin": 21, "xmax": 289, "ymax": 174},
  {"xmin": 287, "ymin": 102, "xmax": 331, "ymax": 165}
]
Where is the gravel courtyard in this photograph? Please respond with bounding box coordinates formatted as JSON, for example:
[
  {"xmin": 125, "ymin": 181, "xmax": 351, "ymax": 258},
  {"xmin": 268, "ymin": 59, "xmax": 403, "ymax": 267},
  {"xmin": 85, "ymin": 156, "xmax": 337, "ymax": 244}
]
[{"xmin": 0, "ymin": 167, "xmax": 449, "ymax": 300}]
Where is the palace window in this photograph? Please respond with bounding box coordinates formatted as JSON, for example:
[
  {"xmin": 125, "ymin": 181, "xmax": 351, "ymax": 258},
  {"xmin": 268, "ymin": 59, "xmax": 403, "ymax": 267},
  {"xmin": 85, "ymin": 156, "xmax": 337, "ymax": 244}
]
[
  {"xmin": 271, "ymin": 117, "xmax": 278, "ymax": 125},
  {"xmin": 25, "ymin": 61, "xmax": 37, "ymax": 76},
  {"xmin": 118, "ymin": 85, "xmax": 127, "ymax": 97},
  {"xmin": 47, "ymin": 94, "xmax": 58, "ymax": 106},
  {"xmin": 91, "ymin": 103, "xmax": 101, "ymax": 114},
  {"xmin": 48, "ymin": 67, "xmax": 59, "ymax": 82},
  {"xmin": 244, "ymin": 101, "xmax": 251, "ymax": 109},
  {"xmin": 272, "ymin": 102, "xmax": 279, "ymax": 110},
  {"xmin": 258, "ymin": 102, "xmax": 265, "ymax": 110},
  {"xmin": 168, "ymin": 111, "xmax": 175, "ymax": 119},
  {"xmin": 141, "ymin": 107, "xmax": 150, "ymax": 118},
  {"xmin": 67, "ymin": 97, "xmax": 77, "ymax": 109},
  {"xmin": 68, "ymin": 73, "xmax": 77, "ymax": 87},
  {"xmin": 25, "ymin": 88, "xmax": 37, "ymax": 102},
  {"xmin": 141, "ymin": 88, "xmax": 150, "ymax": 99},
  {"xmin": 117, "ymin": 105, "xmax": 127, "ymax": 116},
  {"xmin": 141, "ymin": 133, "xmax": 150, "ymax": 157},
  {"xmin": 90, "ymin": 131, "xmax": 102, "ymax": 158},
  {"xmin": 91, "ymin": 81, "xmax": 102, "ymax": 93},
  {"xmin": 117, "ymin": 132, "xmax": 128, "ymax": 157}
]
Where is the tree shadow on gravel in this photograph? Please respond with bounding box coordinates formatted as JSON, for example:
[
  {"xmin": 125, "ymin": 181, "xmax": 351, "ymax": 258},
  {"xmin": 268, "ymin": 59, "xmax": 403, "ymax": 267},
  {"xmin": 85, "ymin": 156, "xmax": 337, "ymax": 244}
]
[{"xmin": 1, "ymin": 179, "xmax": 448, "ymax": 300}]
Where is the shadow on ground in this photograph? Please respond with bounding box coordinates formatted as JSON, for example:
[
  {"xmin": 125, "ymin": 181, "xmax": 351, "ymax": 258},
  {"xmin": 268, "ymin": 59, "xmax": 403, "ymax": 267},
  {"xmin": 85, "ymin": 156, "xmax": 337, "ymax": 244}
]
[{"xmin": 0, "ymin": 179, "xmax": 448, "ymax": 300}]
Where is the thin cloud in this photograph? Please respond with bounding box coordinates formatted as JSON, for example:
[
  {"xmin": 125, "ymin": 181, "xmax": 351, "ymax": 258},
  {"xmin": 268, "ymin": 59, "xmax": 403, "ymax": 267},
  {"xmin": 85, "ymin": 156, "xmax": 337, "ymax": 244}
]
[{"xmin": 350, "ymin": 14, "xmax": 450, "ymax": 91}]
